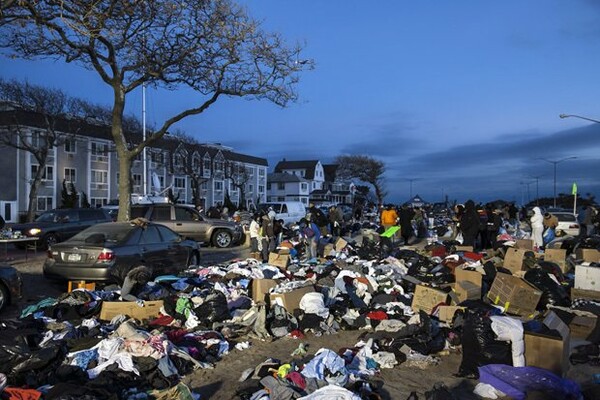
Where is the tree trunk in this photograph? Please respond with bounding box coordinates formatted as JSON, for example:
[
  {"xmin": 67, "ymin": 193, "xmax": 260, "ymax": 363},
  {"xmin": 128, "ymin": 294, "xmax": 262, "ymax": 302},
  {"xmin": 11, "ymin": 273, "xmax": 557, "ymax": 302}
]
[
  {"xmin": 26, "ymin": 151, "xmax": 48, "ymax": 222},
  {"xmin": 112, "ymin": 88, "xmax": 132, "ymax": 222}
]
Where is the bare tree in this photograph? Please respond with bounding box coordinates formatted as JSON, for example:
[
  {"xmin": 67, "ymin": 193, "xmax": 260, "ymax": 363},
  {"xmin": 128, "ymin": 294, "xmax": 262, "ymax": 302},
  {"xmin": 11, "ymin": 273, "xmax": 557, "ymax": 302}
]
[
  {"xmin": 224, "ymin": 159, "xmax": 251, "ymax": 209},
  {"xmin": 335, "ymin": 155, "xmax": 387, "ymax": 206},
  {"xmin": 0, "ymin": 78, "xmax": 78, "ymax": 221},
  {"xmin": 1, "ymin": 0, "xmax": 313, "ymax": 221}
]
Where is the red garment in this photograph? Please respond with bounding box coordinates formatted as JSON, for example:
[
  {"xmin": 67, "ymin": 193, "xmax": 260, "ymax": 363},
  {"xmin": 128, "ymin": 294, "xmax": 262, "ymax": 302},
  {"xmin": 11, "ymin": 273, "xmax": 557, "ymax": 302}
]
[
  {"xmin": 366, "ymin": 311, "xmax": 388, "ymax": 320},
  {"xmin": 2, "ymin": 387, "xmax": 42, "ymax": 400},
  {"xmin": 289, "ymin": 330, "xmax": 305, "ymax": 339},
  {"xmin": 286, "ymin": 371, "xmax": 307, "ymax": 389},
  {"xmin": 149, "ymin": 314, "xmax": 174, "ymax": 327}
]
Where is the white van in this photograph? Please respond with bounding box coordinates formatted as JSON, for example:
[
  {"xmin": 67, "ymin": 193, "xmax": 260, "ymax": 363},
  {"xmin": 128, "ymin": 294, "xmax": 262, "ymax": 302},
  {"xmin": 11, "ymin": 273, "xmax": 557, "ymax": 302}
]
[{"xmin": 258, "ymin": 201, "xmax": 306, "ymax": 225}]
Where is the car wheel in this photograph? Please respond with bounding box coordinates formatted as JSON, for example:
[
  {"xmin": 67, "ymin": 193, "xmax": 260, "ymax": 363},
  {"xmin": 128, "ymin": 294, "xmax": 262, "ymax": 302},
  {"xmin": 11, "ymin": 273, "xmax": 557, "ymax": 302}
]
[
  {"xmin": 212, "ymin": 230, "xmax": 232, "ymax": 248},
  {"xmin": 188, "ymin": 251, "xmax": 200, "ymax": 267},
  {"xmin": 0, "ymin": 283, "xmax": 8, "ymax": 312},
  {"xmin": 43, "ymin": 233, "xmax": 59, "ymax": 249}
]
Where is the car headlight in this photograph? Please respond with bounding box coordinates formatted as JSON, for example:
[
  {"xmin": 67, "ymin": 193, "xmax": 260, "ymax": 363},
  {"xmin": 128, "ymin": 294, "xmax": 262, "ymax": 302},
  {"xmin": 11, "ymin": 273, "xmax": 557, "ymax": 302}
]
[{"xmin": 28, "ymin": 228, "xmax": 42, "ymax": 236}]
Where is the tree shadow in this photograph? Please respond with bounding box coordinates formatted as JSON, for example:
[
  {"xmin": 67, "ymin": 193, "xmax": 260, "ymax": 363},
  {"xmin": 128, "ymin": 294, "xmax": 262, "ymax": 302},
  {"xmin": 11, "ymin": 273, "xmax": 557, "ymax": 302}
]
[{"xmin": 190, "ymin": 381, "xmax": 223, "ymax": 399}]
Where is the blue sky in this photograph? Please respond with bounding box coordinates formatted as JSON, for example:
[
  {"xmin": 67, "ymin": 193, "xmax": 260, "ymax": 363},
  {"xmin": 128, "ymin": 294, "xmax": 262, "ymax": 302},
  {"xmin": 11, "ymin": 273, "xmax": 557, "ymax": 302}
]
[{"xmin": 2, "ymin": 0, "xmax": 600, "ymax": 204}]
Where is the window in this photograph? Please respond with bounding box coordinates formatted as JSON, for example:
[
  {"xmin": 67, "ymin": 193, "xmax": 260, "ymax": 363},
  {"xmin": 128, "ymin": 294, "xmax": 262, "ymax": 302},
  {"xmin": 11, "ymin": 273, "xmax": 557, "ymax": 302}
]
[
  {"xmin": 31, "ymin": 165, "xmax": 54, "ymax": 181},
  {"xmin": 175, "ymin": 207, "xmax": 199, "ymax": 221},
  {"xmin": 89, "ymin": 199, "xmax": 108, "ymax": 209},
  {"xmin": 248, "ymin": 184, "xmax": 253, "ymax": 193},
  {"xmin": 174, "ymin": 177, "xmax": 186, "ymax": 189},
  {"xmin": 91, "ymin": 142, "xmax": 108, "ymax": 162},
  {"xmin": 140, "ymin": 226, "xmax": 161, "ymax": 244},
  {"xmin": 133, "ymin": 174, "xmax": 142, "ymax": 187},
  {"xmin": 277, "ymin": 182, "xmax": 285, "ymax": 190},
  {"xmin": 64, "ymin": 138, "xmax": 76, "ymax": 153},
  {"xmin": 151, "ymin": 206, "xmax": 171, "ymax": 220},
  {"xmin": 157, "ymin": 225, "xmax": 180, "ymax": 242},
  {"xmin": 151, "ymin": 151, "xmax": 164, "ymax": 164},
  {"xmin": 258, "ymin": 185, "xmax": 265, "ymax": 193},
  {"xmin": 214, "ymin": 181, "xmax": 223, "ymax": 192},
  {"xmin": 203, "ymin": 157, "xmax": 211, "ymax": 177},
  {"xmin": 200, "ymin": 181, "xmax": 208, "ymax": 190},
  {"xmin": 214, "ymin": 160, "xmax": 224, "ymax": 172},
  {"xmin": 301, "ymin": 183, "xmax": 308, "ymax": 191},
  {"xmin": 36, "ymin": 196, "xmax": 53, "ymax": 212},
  {"xmin": 91, "ymin": 170, "xmax": 108, "ymax": 190},
  {"xmin": 258, "ymin": 168, "xmax": 265, "ymax": 177},
  {"xmin": 193, "ymin": 156, "xmax": 201, "ymax": 171},
  {"xmin": 64, "ymin": 168, "xmax": 76, "ymax": 183},
  {"xmin": 174, "ymin": 153, "xmax": 184, "ymax": 168},
  {"xmin": 267, "ymin": 183, "xmax": 271, "ymax": 190}
]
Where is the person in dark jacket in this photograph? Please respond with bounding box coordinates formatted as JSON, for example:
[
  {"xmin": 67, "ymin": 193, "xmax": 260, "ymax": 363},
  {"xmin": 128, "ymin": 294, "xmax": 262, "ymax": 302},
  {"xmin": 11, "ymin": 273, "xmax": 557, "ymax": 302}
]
[
  {"xmin": 398, "ymin": 205, "xmax": 415, "ymax": 245},
  {"xmin": 460, "ymin": 200, "xmax": 480, "ymax": 247},
  {"xmin": 486, "ymin": 208, "xmax": 503, "ymax": 249}
]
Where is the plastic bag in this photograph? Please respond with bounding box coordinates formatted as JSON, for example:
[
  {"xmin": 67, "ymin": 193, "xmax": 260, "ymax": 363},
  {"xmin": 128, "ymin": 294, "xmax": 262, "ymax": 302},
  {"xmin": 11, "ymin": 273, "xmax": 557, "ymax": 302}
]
[
  {"xmin": 457, "ymin": 310, "xmax": 512, "ymax": 379},
  {"xmin": 524, "ymin": 269, "xmax": 570, "ymax": 310},
  {"xmin": 478, "ymin": 364, "xmax": 581, "ymax": 400}
]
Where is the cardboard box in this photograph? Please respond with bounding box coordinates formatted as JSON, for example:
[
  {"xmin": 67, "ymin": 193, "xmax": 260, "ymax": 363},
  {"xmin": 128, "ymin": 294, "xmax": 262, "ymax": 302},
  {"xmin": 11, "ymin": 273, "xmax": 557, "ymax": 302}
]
[
  {"xmin": 68, "ymin": 280, "xmax": 96, "ymax": 292},
  {"xmin": 574, "ymin": 264, "xmax": 600, "ymax": 291},
  {"xmin": 99, "ymin": 300, "xmax": 164, "ymax": 321},
  {"xmin": 503, "ymin": 248, "xmax": 527, "ymax": 274},
  {"xmin": 454, "ymin": 269, "xmax": 482, "ymax": 303},
  {"xmin": 411, "ymin": 285, "xmax": 449, "ymax": 314},
  {"xmin": 269, "ymin": 285, "xmax": 314, "ymax": 312},
  {"xmin": 437, "ymin": 305, "xmax": 465, "ymax": 323},
  {"xmin": 487, "ymin": 273, "xmax": 542, "ymax": 317},
  {"xmin": 547, "ymin": 307, "xmax": 598, "ymax": 340},
  {"xmin": 455, "ymin": 245, "xmax": 473, "ymax": 252},
  {"xmin": 524, "ymin": 331, "xmax": 569, "ymax": 376},
  {"xmin": 268, "ymin": 252, "xmax": 290, "ymax": 269},
  {"xmin": 251, "ymin": 279, "xmax": 278, "ymax": 302},
  {"xmin": 575, "ymin": 248, "xmax": 600, "ymax": 263},
  {"xmin": 335, "ymin": 237, "xmax": 348, "ymax": 251},
  {"xmin": 516, "ymin": 239, "xmax": 534, "ymax": 250},
  {"xmin": 571, "ymin": 287, "xmax": 600, "ymax": 301},
  {"xmin": 323, "ymin": 243, "xmax": 335, "ymax": 257},
  {"xmin": 544, "ymin": 249, "xmax": 568, "ymax": 273}
]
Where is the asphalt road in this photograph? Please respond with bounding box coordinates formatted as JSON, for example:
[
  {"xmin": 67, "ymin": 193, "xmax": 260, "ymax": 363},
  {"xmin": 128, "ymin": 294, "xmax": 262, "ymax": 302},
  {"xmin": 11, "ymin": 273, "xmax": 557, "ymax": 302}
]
[{"xmin": 1, "ymin": 242, "xmax": 253, "ymax": 319}]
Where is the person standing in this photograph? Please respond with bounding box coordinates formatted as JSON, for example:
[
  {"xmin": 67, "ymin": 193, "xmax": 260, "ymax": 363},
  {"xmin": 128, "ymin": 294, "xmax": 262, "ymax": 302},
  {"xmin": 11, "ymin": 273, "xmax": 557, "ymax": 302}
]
[
  {"xmin": 460, "ymin": 200, "xmax": 480, "ymax": 247},
  {"xmin": 582, "ymin": 206, "xmax": 596, "ymax": 237},
  {"xmin": 249, "ymin": 213, "xmax": 262, "ymax": 259},
  {"xmin": 328, "ymin": 205, "xmax": 344, "ymax": 237},
  {"xmin": 530, "ymin": 206, "xmax": 544, "ymax": 250},
  {"xmin": 261, "ymin": 210, "xmax": 276, "ymax": 262},
  {"xmin": 398, "ymin": 204, "xmax": 415, "ymax": 245}
]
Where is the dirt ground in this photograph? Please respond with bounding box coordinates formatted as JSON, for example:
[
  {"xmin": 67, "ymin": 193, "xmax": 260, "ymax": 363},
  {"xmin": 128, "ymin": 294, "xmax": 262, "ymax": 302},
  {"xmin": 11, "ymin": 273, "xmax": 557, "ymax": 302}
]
[{"xmin": 2, "ymin": 243, "xmax": 598, "ymax": 399}]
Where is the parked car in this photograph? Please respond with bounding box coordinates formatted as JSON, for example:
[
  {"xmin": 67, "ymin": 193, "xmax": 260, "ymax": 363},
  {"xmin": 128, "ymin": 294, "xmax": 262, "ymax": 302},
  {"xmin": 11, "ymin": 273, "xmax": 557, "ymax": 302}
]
[
  {"xmin": 130, "ymin": 203, "xmax": 243, "ymax": 248},
  {"xmin": 0, "ymin": 264, "xmax": 23, "ymax": 312},
  {"xmin": 43, "ymin": 221, "xmax": 200, "ymax": 283},
  {"xmin": 551, "ymin": 211, "xmax": 580, "ymax": 236},
  {"xmin": 257, "ymin": 201, "xmax": 307, "ymax": 225},
  {"xmin": 10, "ymin": 208, "xmax": 113, "ymax": 249}
]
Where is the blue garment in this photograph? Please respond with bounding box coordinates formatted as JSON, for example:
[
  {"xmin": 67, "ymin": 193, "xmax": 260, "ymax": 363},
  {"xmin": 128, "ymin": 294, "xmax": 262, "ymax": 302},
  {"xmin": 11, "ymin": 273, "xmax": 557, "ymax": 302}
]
[{"xmin": 72, "ymin": 349, "xmax": 99, "ymax": 370}]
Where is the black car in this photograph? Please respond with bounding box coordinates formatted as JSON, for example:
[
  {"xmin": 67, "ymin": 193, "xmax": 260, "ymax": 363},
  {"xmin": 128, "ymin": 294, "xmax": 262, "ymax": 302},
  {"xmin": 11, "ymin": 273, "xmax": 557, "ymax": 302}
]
[
  {"xmin": 0, "ymin": 264, "xmax": 23, "ymax": 312},
  {"xmin": 11, "ymin": 208, "xmax": 113, "ymax": 249},
  {"xmin": 43, "ymin": 221, "xmax": 200, "ymax": 283}
]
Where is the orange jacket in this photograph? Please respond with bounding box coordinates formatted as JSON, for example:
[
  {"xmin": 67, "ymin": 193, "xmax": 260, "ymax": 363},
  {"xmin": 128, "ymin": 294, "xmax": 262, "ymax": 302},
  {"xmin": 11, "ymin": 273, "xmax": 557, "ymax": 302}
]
[{"xmin": 381, "ymin": 209, "xmax": 398, "ymax": 225}]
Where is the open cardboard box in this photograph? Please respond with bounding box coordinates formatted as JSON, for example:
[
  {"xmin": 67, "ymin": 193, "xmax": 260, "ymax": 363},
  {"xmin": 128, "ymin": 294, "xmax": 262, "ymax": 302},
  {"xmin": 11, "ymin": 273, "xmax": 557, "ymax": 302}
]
[
  {"xmin": 412, "ymin": 285, "xmax": 449, "ymax": 314},
  {"xmin": 100, "ymin": 300, "xmax": 164, "ymax": 321}
]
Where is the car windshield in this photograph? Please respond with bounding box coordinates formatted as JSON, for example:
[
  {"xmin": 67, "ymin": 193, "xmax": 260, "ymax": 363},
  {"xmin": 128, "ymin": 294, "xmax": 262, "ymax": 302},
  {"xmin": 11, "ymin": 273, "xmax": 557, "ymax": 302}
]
[
  {"xmin": 258, "ymin": 204, "xmax": 282, "ymax": 213},
  {"xmin": 68, "ymin": 224, "xmax": 135, "ymax": 245},
  {"xmin": 36, "ymin": 211, "xmax": 61, "ymax": 223}
]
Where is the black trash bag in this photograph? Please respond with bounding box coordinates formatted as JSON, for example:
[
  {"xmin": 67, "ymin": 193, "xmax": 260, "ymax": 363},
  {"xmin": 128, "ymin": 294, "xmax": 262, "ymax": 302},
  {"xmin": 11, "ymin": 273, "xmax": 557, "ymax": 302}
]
[
  {"xmin": 524, "ymin": 268, "xmax": 570, "ymax": 310},
  {"xmin": 457, "ymin": 310, "xmax": 512, "ymax": 379},
  {"xmin": 536, "ymin": 261, "xmax": 566, "ymax": 282}
]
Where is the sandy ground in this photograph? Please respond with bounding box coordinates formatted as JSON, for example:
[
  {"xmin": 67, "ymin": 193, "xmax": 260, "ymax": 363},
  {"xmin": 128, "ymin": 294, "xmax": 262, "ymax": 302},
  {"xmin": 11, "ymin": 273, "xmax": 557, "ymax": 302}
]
[{"xmin": 2, "ymin": 243, "xmax": 598, "ymax": 399}]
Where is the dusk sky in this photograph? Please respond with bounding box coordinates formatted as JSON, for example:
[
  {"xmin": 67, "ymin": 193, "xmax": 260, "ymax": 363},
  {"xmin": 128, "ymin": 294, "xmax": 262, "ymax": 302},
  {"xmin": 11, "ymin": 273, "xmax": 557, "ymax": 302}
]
[{"xmin": 2, "ymin": 0, "xmax": 600, "ymax": 205}]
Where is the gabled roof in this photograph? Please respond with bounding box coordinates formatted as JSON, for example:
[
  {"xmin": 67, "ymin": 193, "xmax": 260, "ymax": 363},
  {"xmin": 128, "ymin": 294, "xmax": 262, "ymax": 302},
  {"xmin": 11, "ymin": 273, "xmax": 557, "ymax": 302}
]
[
  {"xmin": 267, "ymin": 172, "xmax": 307, "ymax": 183},
  {"xmin": 274, "ymin": 159, "xmax": 319, "ymax": 179}
]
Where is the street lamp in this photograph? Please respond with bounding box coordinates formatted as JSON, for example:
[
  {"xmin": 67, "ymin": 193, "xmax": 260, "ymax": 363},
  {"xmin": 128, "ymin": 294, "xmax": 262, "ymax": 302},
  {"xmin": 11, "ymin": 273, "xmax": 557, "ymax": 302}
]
[
  {"xmin": 529, "ymin": 175, "xmax": 543, "ymax": 205},
  {"xmin": 559, "ymin": 114, "xmax": 600, "ymax": 124},
  {"xmin": 403, "ymin": 178, "xmax": 422, "ymax": 198},
  {"xmin": 537, "ymin": 157, "xmax": 577, "ymax": 208}
]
